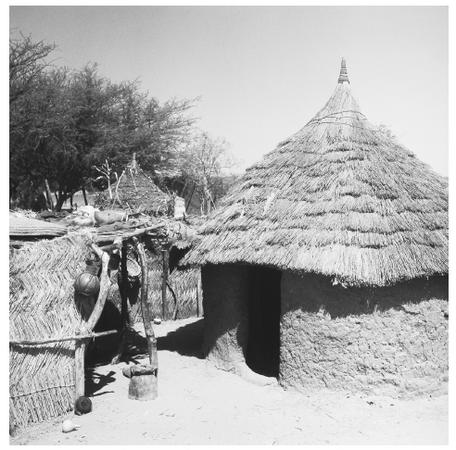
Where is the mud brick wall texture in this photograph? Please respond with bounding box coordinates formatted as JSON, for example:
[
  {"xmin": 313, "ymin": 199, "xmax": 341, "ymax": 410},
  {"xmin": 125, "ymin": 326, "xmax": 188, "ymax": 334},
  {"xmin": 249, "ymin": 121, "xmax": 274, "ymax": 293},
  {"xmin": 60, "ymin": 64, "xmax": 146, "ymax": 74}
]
[
  {"xmin": 201, "ymin": 264, "xmax": 448, "ymax": 397},
  {"xmin": 280, "ymin": 272, "xmax": 448, "ymax": 397}
]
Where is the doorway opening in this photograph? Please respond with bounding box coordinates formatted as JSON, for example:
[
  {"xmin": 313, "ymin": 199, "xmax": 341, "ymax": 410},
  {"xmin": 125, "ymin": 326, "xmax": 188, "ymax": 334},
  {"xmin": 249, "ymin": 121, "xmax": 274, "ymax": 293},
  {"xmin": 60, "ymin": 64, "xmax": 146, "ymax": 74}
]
[{"xmin": 245, "ymin": 266, "xmax": 281, "ymax": 377}]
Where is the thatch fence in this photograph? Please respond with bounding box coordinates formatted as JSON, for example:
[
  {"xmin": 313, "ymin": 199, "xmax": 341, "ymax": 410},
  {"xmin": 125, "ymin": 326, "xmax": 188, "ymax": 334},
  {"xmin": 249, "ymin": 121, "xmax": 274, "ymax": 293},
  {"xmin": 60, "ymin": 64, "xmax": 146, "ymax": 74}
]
[
  {"xmin": 9, "ymin": 220, "xmax": 202, "ymax": 433},
  {"xmin": 144, "ymin": 253, "xmax": 202, "ymax": 320},
  {"xmin": 9, "ymin": 233, "xmax": 92, "ymax": 431}
]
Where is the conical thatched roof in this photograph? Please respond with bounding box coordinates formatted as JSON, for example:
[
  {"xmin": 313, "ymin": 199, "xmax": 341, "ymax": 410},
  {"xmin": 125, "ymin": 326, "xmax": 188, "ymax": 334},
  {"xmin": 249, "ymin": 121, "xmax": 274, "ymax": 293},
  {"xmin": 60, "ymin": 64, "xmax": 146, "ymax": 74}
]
[
  {"xmin": 96, "ymin": 155, "xmax": 172, "ymax": 216},
  {"xmin": 184, "ymin": 59, "xmax": 448, "ymax": 286}
]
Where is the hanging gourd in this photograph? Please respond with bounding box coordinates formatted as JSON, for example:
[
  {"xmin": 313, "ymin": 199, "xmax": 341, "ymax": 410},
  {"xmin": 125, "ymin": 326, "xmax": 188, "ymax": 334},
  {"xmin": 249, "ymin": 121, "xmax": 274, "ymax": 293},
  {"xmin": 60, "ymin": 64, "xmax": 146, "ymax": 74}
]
[
  {"xmin": 74, "ymin": 259, "xmax": 100, "ymax": 297},
  {"xmin": 126, "ymin": 256, "xmax": 141, "ymax": 281}
]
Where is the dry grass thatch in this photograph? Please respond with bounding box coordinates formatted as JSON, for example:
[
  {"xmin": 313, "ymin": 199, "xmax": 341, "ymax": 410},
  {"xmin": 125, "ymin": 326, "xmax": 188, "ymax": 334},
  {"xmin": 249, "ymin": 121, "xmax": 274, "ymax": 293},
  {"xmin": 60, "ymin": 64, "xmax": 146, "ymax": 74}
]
[
  {"xmin": 145, "ymin": 256, "xmax": 202, "ymax": 320},
  {"xmin": 96, "ymin": 165, "xmax": 172, "ymax": 216},
  {"xmin": 183, "ymin": 60, "xmax": 448, "ymax": 286},
  {"xmin": 9, "ymin": 214, "xmax": 67, "ymax": 238},
  {"xmin": 9, "ymin": 216, "xmax": 200, "ymax": 431},
  {"xmin": 9, "ymin": 233, "xmax": 92, "ymax": 431}
]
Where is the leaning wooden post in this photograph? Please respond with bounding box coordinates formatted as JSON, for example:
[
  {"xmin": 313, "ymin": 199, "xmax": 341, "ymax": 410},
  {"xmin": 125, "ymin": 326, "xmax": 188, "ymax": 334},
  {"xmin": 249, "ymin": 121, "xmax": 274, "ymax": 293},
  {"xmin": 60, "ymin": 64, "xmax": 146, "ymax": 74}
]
[
  {"xmin": 134, "ymin": 239, "xmax": 157, "ymax": 368},
  {"xmin": 74, "ymin": 243, "xmax": 110, "ymax": 400},
  {"xmin": 122, "ymin": 238, "xmax": 158, "ymax": 400},
  {"xmin": 74, "ymin": 341, "xmax": 86, "ymax": 400}
]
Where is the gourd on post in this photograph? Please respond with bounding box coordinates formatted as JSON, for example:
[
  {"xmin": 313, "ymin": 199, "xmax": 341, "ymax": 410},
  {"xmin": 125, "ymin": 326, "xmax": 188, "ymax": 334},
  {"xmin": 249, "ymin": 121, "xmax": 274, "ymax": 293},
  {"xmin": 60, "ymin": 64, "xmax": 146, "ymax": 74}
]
[{"xmin": 74, "ymin": 243, "xmax": 111, "ymax": 400}]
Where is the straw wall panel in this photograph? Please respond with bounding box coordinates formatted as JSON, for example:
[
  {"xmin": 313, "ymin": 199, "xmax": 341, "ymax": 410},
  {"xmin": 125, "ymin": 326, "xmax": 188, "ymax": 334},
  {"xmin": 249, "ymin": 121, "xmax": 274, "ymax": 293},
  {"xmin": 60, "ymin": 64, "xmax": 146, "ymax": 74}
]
[{"xmin": 9, "ymin": 233, "xmax": 92, "ymax": 431}]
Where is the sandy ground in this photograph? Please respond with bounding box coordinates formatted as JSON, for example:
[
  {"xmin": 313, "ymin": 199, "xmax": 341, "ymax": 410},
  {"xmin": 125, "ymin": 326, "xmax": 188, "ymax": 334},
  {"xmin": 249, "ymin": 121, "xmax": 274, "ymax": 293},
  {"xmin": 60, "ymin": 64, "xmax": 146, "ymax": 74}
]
[{"xmin": 11, "ymin": 318, "xmax": 448, "ymax": 445}]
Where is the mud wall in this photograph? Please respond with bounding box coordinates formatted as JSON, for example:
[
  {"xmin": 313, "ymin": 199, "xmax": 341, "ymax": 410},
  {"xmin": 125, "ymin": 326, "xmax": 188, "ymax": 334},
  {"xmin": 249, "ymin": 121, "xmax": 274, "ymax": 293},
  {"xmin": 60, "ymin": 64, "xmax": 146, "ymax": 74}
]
[
  {"xmin": 280, "ymin": 272, "xmax": 448, "ymax": 397},
  {"xmin": 201, "ymin": 264, "xmax": 249, "ymax": 371}
]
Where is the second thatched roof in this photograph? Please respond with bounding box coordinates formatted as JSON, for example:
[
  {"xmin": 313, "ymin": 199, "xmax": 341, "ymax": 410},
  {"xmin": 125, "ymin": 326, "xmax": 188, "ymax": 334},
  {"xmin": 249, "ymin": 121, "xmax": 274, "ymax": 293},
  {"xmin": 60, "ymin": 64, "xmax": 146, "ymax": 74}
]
[
  {"xmin": 96, "ymin": 156, "xmax": 172, "ymax": 216},
  {"xmin": 183, "ymin": 59, "xmax": 448, "ymax": 286}
]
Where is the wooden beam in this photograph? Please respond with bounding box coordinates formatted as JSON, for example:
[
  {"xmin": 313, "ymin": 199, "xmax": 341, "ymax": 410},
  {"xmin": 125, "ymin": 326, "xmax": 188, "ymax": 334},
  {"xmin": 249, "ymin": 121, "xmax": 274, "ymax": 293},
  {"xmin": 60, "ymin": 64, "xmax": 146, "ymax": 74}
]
[{"xmin": 10, "ymin": 329, "xmax": 118, "ymax": 346}]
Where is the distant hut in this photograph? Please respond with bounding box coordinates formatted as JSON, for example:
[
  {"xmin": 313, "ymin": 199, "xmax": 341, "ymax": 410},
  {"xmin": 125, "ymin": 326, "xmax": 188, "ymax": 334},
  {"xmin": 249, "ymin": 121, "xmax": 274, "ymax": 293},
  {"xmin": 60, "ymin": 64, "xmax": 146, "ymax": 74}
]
[
  {"xmin": 95, "ymin": 154, "xmax": 173, "ymax": 216},
  {"xmin": 95, "ymin": 155, "xmax": 201, "ymax": 321},
  {"xmin": 183, "ymin": 59, "xmax": 448, "ymax": 397}
]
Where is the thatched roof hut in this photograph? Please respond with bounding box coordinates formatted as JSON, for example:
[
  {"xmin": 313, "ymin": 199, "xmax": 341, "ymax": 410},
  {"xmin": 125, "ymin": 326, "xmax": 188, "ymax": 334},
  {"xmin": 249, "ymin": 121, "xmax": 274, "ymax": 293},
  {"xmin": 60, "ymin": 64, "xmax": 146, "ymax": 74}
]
[
  {"xmin": 184, "ymin": 59, "xmax": 448, "ymax": 397},
  {"xmin": 96, "ymin": 155, "xmax": 172, "ymax": 216},
  {"xmin": 185, "ymin": 58, "xmax": 447, "ymax": 287}
]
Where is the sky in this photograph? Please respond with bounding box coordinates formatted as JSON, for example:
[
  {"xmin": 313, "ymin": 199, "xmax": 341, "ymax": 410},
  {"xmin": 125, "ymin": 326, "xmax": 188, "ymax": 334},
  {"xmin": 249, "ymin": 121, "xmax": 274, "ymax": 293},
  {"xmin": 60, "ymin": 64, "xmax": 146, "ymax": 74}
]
[{"xmin": 9, "ymin": 5, "xmax": 448, "ymax": 175}]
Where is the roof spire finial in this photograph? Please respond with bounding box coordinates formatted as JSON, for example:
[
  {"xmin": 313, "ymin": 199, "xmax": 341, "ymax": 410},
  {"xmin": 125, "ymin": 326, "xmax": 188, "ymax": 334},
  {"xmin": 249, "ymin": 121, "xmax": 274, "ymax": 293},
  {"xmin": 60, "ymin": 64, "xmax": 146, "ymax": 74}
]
[{"xmin": 338, "ymin": 57, "xmax": 350, "ymax": 84}]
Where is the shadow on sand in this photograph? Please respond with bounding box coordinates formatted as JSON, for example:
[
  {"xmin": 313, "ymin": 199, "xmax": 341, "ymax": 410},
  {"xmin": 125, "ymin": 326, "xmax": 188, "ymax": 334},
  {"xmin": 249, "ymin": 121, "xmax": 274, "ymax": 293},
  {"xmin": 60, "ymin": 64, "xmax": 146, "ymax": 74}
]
[
  {"xmin": 157, "ymin": 318, "xmax": 204, "ymax": 359},
  {"xmin": 84, "ymin": 318, "xmax": 204, "ymax": 396},
  {"xmin": 85, "ymin": 369, "xmax": 117, "ymax": 397},
  {"xmin": 85, "ymin": 328, "xmax": 149, "ymax": 395}
]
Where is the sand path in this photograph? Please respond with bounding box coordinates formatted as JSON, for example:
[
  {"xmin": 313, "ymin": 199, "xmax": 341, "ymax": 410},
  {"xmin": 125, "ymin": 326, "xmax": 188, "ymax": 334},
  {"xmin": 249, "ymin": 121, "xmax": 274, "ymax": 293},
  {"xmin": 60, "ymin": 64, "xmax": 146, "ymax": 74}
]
[{"xmin": 11, "ymin": 318, "xmax": 448, "ymax": 445}]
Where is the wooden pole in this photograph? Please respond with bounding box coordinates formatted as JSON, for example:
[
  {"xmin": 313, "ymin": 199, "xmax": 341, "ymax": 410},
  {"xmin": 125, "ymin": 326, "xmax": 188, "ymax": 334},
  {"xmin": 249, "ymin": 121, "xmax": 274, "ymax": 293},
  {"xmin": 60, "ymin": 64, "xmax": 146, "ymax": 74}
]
[
  {"xmin": 166, "ymin": 281, "xmax": 179, "ymax": 321},
  {"xmin": 196, "ymin": 275, "xmax": 200, "ymax": 318},
  {"xmin": 10, "ymin": 329, "xmax": 117, "ymax": 346},
  {"xmin": 96, "ymin": 224, "xmax": 168, "ymax": 247},
  {"xmin": 111, "ymin": 241, "xmax": 130, "ymax": 364},
  {"xmin": 134, "ymin": 239, "xmax": 157, "ymax": 368},
  {"xmin": 74, "ymin": 243, "xmax": 110, "ymax": 400},
  {"xmin": 161, "ymin": 249, "xmax": 169, "ymax": 320},
  {"xmin": 120, "ymin": 241, "xmax": 130, "ymax": 328},
  {"xmin": 86, "ymin": 245, "xmax": 111, "ymax": 331},
  {"xmin": 74, "ymin": 340, "xmax": 86, "ymax": 400}
]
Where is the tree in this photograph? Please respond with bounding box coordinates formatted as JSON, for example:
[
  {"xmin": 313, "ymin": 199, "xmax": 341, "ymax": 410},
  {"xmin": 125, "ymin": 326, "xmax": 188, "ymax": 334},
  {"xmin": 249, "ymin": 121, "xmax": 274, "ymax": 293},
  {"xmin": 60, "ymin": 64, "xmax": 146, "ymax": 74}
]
[
  {"xmin": 10, "ymin": 34, "xmax": 197, "ymax": 211},
  {"xmin": 177, "ymin": 131, "xmax": 235, "ymax": 215},
  {"xmin": 10, "ymin": 33, "xmax": 55, "ymax": 105}
]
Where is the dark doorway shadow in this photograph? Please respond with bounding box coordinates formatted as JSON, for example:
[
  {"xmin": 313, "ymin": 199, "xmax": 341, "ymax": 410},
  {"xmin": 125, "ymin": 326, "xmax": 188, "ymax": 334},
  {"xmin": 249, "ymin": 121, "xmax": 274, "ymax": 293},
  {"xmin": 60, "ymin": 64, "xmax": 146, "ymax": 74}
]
[
  {"xmin": 157, "ymin": 318, "xmax": 204, "ymax": 359},
  {"xmin": 246, "ymin": 266, "xmax": 281, "ymax": 378}
]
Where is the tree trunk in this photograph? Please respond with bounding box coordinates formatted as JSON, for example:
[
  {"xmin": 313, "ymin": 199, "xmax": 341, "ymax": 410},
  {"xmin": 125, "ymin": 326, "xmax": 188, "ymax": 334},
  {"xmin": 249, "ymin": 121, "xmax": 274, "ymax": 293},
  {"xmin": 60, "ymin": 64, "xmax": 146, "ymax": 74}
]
[
  {"xmin": 107, "ymin": 178, "xmax": 112, "ymax": 200},
  {"xmin": 44, "ymin": 179, "xmax": 54, "ymax": 210},
  {"xmin": 82, "ymin": 187, "xmax": 88, "ymax": 205},
  {"xmin": 54, "ymin": 193, "xmax": 67, "ymax": 212}
]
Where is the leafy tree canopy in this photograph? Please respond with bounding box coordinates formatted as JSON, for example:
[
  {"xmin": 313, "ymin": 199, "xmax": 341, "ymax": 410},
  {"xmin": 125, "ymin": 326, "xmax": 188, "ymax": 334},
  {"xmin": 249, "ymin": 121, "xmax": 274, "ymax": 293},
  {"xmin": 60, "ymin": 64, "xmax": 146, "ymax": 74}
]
[{"xmin": 10, "ymin": 34, "xmax": 196, "ymax": 210}]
